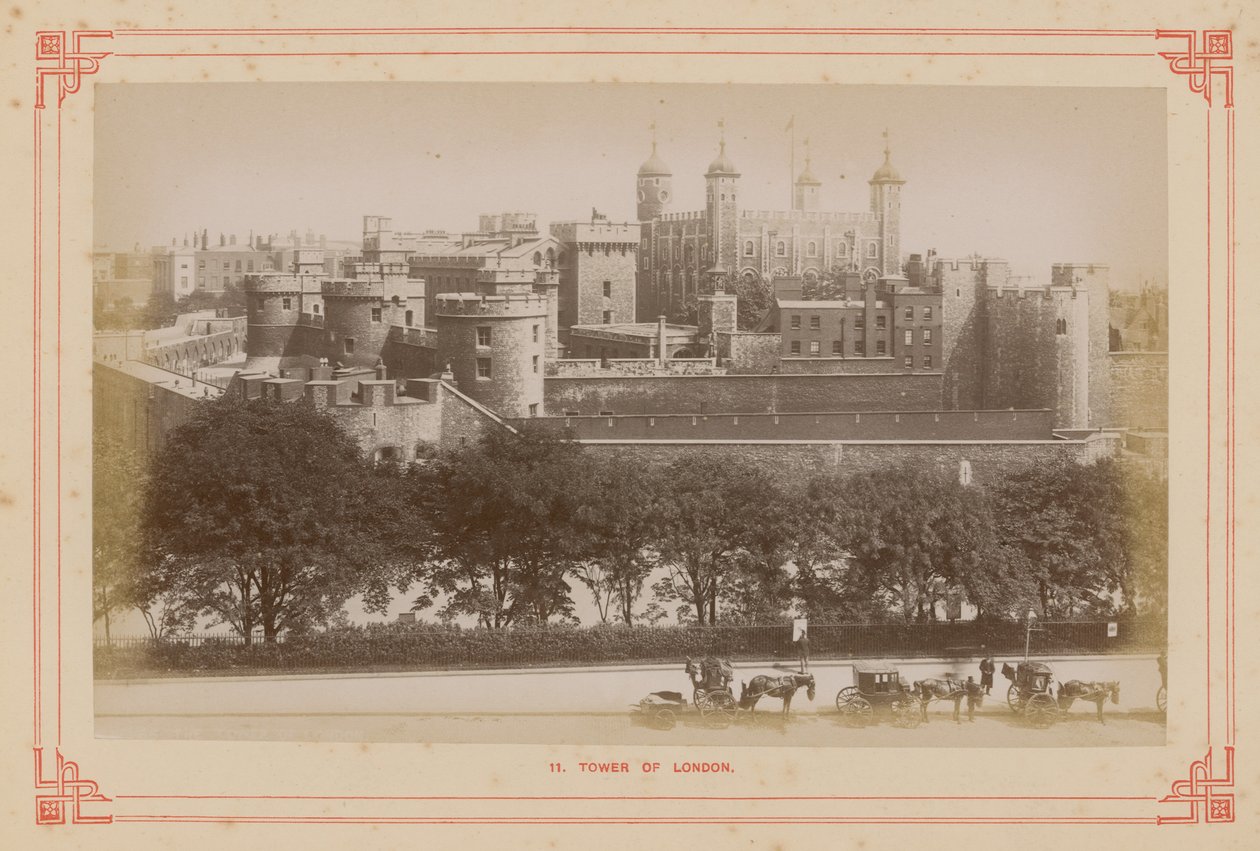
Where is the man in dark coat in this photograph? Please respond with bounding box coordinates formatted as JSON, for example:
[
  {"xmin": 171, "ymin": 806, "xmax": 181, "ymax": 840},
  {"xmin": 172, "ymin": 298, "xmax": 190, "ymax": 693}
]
[
  {"xmin": 979, "ymin": 651, "xmax": 996, "ymax": 695},
  {"xmin": 795, "ymin": 630, "xmax": 810, "ymax": 673}
]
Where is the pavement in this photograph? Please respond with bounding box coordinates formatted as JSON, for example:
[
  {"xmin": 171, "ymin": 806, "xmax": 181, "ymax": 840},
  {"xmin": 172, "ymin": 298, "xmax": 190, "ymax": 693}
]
[{"xmin": 95, "ymin": 653, "xmax": 1166, "ymax": 746}]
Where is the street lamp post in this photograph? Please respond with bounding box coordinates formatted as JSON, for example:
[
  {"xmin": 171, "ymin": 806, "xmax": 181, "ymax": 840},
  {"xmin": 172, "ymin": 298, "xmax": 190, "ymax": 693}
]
[{"xmin": 1024, "ymin": 608, "xmax": 1040, "ymax": 663}]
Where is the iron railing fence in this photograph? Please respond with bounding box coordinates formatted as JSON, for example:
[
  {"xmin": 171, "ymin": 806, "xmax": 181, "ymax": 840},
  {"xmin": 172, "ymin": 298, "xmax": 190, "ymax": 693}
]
[{"xmin": 93, "ymin": 619, "xmax": 1166, "ymax": 679}]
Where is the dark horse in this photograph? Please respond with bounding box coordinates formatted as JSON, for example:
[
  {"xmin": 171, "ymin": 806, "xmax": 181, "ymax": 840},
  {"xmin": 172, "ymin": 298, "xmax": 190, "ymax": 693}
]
[
  {"xmin": 1057, "ymin": 680, "xmax": 1120, "ymax": 723},
  {"xmin": 912, "ymin": 678, "xmax": 984, "ymax": 723},
  {"xmin": 738, "ymin": 673, "xmax": 816, "ymax": 717}
]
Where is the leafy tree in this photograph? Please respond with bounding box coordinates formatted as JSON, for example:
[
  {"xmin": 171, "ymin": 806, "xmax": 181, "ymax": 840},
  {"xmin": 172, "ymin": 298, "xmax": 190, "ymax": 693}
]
[
  {"xmin": 715, "ymin": 474, "xmax": 797, "ymax": 623},
  {"xmin": 990, "ymin": 459, "xmax": 1133, "ymax": 618},
  {"xmin": 1123, "ymin": 465, "xmax": 1168, "ymax": 616},
  {"xmin": 830, "ymin": 465, "xmax": 1006, "ymax": 622},
  {"xmin": 570, "ymin": 454, "xmax": 662, "ymax": 625},
  {"xmin": 93, "ymin": 430, "xmax": 146, "ymax": 640},
  {"xmin": 732, "ymin": 273, "xmax": 773, "ymax": 330},
  {"xmin": 141, "ymin": 396, "xmax": 421, "ymax": 643},
  {"xmin": 789, "ymin": 473, "xmax": 890, "ymax": 621},
  {"xmin": 416, "ymin": 424, "xmax": 588, "ymax": 628},
  {"xmin": 651, "ymin": 456, "xmax": 777, "ymax": 625}
]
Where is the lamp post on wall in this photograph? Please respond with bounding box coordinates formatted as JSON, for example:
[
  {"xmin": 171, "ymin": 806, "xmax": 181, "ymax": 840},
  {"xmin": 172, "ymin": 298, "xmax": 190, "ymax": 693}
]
[{"xmin": 1023, "ymin": 608, "xmax": 1043, "ymax": 663}]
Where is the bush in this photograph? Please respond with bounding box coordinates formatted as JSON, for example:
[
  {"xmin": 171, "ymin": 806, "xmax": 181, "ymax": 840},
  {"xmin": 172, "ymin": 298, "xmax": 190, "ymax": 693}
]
[{"xmin": 93, "ymin": 617, "xmax": 1165, "ymax": 679}]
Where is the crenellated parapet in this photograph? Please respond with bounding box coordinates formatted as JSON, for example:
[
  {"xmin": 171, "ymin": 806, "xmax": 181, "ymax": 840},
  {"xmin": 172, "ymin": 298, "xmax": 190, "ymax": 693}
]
[
  {"xmin": 322, "ymin": 278, "xmax": 384, "ymax": 299},
  {"xmin": 435, "ymin": 292, "xmax": 548, "ymax": 317}
]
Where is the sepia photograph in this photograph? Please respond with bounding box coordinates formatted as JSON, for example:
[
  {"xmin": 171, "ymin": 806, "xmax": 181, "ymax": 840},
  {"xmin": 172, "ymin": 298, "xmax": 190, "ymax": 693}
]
[
  {"xmin": 90, "ymin": 81, "xmax": 1170, "ymax": 749},
  {"xmin": 5, "ymin": 1, "xmax": 1255, "ymax": 845}
]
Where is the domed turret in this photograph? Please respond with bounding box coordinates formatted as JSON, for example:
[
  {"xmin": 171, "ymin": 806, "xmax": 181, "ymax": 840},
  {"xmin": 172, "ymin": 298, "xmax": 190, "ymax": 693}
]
[
  {"xmin": 706, "ymin": 140, "xmax": 740, "ymax": 177},
  {"xmin": 638, "ymin": 142, "xmax": 672, "ymax": 177},
  {"xmin": 869, "ymin": 131, "xmax": 906, "ymax": 276},
  {"xmin": 870, "ymin": 140, "xmax": 905, "ymax": 185},
  {"xmin": 636, "ymin": 137, "xmax": 673, "ymax": 221}
]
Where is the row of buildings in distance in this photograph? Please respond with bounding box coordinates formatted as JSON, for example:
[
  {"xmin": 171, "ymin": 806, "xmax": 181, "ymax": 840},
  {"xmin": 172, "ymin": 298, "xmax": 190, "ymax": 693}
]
[{"xmin": 94, "ymin": 134, "xmax": 1169, "ymax": 484}]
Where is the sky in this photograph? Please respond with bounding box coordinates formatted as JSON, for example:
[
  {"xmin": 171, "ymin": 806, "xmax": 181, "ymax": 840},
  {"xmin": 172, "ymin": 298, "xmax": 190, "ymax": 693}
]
[{"xmin": 94, "ymin": 82, "xmax": 1168, "ymax": 290}]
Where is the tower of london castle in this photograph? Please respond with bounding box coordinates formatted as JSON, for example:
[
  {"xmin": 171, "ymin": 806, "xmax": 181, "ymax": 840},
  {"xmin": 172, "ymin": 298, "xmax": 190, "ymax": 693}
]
[{"xmin": 96, "ymin": 130, "xmax": 1142, "ymax": 484}]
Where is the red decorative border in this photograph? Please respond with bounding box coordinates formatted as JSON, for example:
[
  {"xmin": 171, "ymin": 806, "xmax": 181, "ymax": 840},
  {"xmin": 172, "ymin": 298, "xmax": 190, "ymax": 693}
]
[
  {"xmin": 33, "ymin": 24, "xmax": 1237, "ymax": 829},
  {"xmin": 34, "ymin": 748, "xmax": 112, "ymax": 825},
  {"xmin": 34, "ymin": 30, "xmax": 112, "ymax": 109},
  {"xmin": 1158, "ymin": 747, "xmax": 1235, "ymax": 825},
  {"xmin": 1156, "ymin": 29, "xmax": 1235, "ymax": 108}
]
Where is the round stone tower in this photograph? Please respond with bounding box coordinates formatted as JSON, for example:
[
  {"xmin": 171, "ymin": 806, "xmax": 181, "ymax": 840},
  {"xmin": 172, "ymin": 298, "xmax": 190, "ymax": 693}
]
[
  {"xmin": 244, "ymin": 273, "xmax": 304, "ymax": 362},
  {"xmin": 435, "ymin": 284, "xmax": 547, "ymax": 419},
  {"xmin": 322, "ymin": 278, "xmax": 389, "ymax": 369}
]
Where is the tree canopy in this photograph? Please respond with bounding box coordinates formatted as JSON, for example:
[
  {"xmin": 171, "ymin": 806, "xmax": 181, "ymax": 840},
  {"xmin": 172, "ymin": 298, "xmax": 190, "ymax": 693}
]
[{"xmin": 140, "ymin": 396, "xmax": 424, "ymax": 643}]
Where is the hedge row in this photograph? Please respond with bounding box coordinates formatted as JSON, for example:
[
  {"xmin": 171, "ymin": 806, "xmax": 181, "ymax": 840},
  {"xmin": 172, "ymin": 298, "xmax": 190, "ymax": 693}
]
[{"xmin": 94, "ymin": 619, "xmax": 1166, "ymax": 679}]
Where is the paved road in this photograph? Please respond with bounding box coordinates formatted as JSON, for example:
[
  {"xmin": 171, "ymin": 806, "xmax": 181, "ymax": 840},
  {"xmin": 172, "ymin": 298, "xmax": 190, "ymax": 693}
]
[{"xmin": 96, "ymin": 654, "xmax": 1165, "ymax": 746}]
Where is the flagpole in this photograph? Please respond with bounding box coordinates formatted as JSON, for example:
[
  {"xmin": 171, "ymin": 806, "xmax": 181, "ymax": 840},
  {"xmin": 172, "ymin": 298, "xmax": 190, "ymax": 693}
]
[{"xmin": 789, "ymin": 120, "xmax": 796, "ymax": 208}]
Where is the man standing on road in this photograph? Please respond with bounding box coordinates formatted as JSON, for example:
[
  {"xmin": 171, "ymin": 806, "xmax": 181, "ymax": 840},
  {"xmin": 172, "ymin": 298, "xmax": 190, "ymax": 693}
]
[
  {"xmin": 965, "ymin": 676, "xmax": 981, "ymax": 722},
  {"xmin": 979, "ymin": 651, "xmax": 995, "ymax": 696},
  {"xmin": 795, "ymin": 629, "xmax": 810, "ymax": 673}
]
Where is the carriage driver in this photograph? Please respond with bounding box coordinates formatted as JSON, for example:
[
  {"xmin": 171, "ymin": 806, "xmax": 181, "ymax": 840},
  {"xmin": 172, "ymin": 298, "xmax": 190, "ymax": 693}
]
[{"xmin": 979, "ymin": 650, "xmax": 996, "ymax": 696}]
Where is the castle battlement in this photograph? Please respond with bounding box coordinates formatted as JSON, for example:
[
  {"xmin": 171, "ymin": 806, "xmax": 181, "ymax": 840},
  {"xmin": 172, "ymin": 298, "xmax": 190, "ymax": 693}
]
[
  {"xmin": 550, "ymin": 221, "xmax": 641, "ymax": 244},
  {"xmin": 740, "ymin": 209, "xmax": 879, "ymax": 224},
  {"xmin": 657, "ymin": 211, "xmax": 707, "ymax": 222},
  {"xmin": 322, "ymin": 279, "xmax": 384, "ymax": 298},
  {"xmin": 244, "ymin": 273, "xmax": 321, "ymax": 294},
  {"xmin": 435, "ymin": 292, "xmax": 548, "ymax": 316},
  {"xmin": 386, "ymin": 324, "xmax": 438, "ymax": 349}
]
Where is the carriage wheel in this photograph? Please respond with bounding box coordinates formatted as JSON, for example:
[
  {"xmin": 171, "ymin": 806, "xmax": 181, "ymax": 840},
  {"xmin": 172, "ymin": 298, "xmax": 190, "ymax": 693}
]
[
  {"xmin": 700, "ymin": 691, "xmax": 737, "ymax": 729},
  {"xmin": 1156, "ymin": 686, "xmax": 1167, "ymax": 714},
  {"xmin": 1006, "ymin": 683, "xmax": 1024, "ymax": 712},
  {"xmin": 1025, "ymin": 693, "xmax": 1059, "ymax": 728},
  {"xmin": 835, "ymin": 686, "xmax": 860, "ymax": 712},
  {"xmin": 654, "ymin": 708, "xmax": 677, "ymax": 731},
  {"xmin": 891, "ymin": 697, "xmax": 922, "ymax": 729},
  {"xmin": 693, "ymin": 689, "xmax": 705, "ymax": 708},
  {"xmin": 838, "ymin": 696, "xmax": 873, "ymax": 727}
]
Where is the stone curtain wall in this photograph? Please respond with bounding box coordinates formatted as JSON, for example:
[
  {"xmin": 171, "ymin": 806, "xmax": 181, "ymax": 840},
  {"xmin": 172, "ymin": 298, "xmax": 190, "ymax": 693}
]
[
  {"xmin": 1108, "ymin": 352, "xmax": 1169, "ymax": 429},
  {"xmin": 544, "ymin": 373, "xmax": 944, "ymax": 416},
  {"xmin": 518, "ymin": 409, "xmax": 1054, "ymax": 442},
  {"xmin": 582, "ymin": 433, "xmax": 1121, "ymax": 486},
  {"xmin": 93, "ymin": 363, "xmax": 213, "ymax": 456}
]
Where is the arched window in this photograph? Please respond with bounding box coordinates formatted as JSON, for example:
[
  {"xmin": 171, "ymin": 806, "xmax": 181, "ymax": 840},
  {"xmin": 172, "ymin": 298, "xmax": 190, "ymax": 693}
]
[
  {"xmin": 807, "ymin": 241, "xmax": 818, "ymax": 257},
  {"xmin": 533, "ymin": 252, "xmax": 542, "ymax": 266},
  {"xmin": 744, "ymin": 240, "xmax": 754, "ymax": 257},
  {"xmin": 405, "ymin": 310, "xmax": 414, "ymax": 326},
  {"xmin": 545, "ymin": 248, "xmax": 555, "ymax": 267},
  {"xmin": 776, "ymin": 241, "xmax": 786, "ymax": 257}
]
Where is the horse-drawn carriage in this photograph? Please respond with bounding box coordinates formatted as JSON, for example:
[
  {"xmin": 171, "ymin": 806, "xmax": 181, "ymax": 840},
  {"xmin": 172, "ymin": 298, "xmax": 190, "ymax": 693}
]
[
  {"xmin": 685, "ymin": 656, "xmax": 740, "ymax": 727},
  {"xmin": 1002, "ymin": 661, "xmax": 1122, "ymax": 726},
  {"xmin": 1002, "ymin": 661, "xmax": 1060, "ymax": 727},
  {"xmin": 834, "ymin": 661, "xmax": 922, "ymax": 727},
  {"xmin": 631, "ymin": 656, "xmax": 736, "ymax": 730},
  {"xmin": 633, "ymin": 657, "xmax": 814, "ymax": 730}
]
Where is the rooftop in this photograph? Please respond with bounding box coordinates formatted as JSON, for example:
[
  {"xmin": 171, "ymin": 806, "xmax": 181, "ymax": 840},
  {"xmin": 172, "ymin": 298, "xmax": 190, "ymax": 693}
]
[{"xmin": 569, "ymin": 322, "xmax": 700, "ymax": 339}]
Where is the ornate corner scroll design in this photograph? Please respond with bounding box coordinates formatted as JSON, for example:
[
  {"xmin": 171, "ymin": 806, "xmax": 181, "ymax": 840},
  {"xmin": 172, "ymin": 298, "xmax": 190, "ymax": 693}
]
[
  {"xmin": 1156, "ymin": 29, "xmax": 1235, "ymax": 109},
  {"xmin": 34, "ymin": 30, "xmax": 113, "ymax": 110},
  {"xmin": 1157, "ymin": 747, "xmax": 1235, "ymax": 825},
  {"xmin": 34, "ymin": 748, "xmax": 112, "ymax": 826}
]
